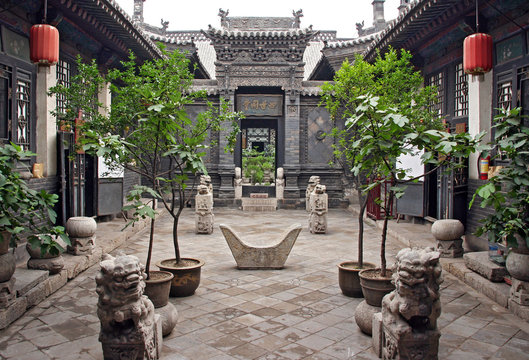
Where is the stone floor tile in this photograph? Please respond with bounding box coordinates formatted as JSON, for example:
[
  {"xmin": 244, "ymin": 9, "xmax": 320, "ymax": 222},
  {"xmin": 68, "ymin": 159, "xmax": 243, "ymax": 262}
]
[
  {"xmin": 442, "ymin": 322, "xmax": 480, "ymax": 338},
  {"xmin": 459, "ymin": 338, "xmax": 500, "ymax": 357},
  {"xmin": 444, "ymin": 349, "xmax": 492, "ymax": 360},
  {"xmin": 272, "ymin": 313, "xmax": 306, "ymax": 327},
  {"xmin": 28, "ymin": 332, "xmax": 69, "ymax": 348},
  {"xmin": 293, "ymin": 319, "xmax": 328, "ymax": 334},
  {"xmin": 271, "ymin": 301, "xmax": 300, "ymax": 313},
  {"xmin": 213, "ymin": 319, "xmax": 247, "ymax": 334},
  {"xmin": 233, "ymin": 313, "xmax": 267, "ymax": 327},
  {"xmin": 187, "ymin": 327, "xmax": 225, "ymax": 343},
  {"xmin": 251, "ymin": 307, "xmax": 285, "ymax": 319},
  {"xmin": 0, "ymin": 340, "xmax": 38, "ymax": 358},
  {"xmin": 316, "ymin": 325, "xmax": 352, "ymax": 342},
  {"xmin": 163, "ymin": 334, "xmax": 202, "ymax": 351},
  {"xmin": 251, "ymin": 320, "xmax": 288, "ymax": 334},
  {"xmin": 295, "ymin": 333, "xmax": 335, "ymax": 351},
  {"xmin": 252, "ymin": 334, "xmax": 290, "ymax": 352},
  {"xmin": 231, "ymin": 326, "xmax": 268, "ymax": 342},
  {"xmin": 471, "ymin": 327, "xmax": 515, "ymax": 347},
  {"xmin": 12, "ymin": 350, "xmax": 53, "ymax": 360},
  {"xmin": 180, "ymin": 343, "xmax": 224, "ymax": 360},
  {"xmin": 274, "ymin": 343, "xmax": 315, "ymax": 360},
  {"xmin": 206, "ymin": 334, "xmax": 246, "ymax": 352},
  {"xmin": 228, "ymin": 342, "xmax": 269, "ymax": 360}
]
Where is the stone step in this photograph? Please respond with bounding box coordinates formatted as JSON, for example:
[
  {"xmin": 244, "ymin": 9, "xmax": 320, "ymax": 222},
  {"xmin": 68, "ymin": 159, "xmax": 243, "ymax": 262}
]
[{"xmin": 241, "ymin": 198, "xmax": 277, "ymax": 212}]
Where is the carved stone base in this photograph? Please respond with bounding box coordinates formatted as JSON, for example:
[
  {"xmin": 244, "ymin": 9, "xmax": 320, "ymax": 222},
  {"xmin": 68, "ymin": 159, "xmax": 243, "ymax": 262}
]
[
  {"xmin": 196, "ymin": 213, "xmax": 214, "ymax": 234},
  {"xmin": 382, "ymin": 326, "xmax": 440, "ymax": 360},
  {"xmin": 309, "ymin": 213, "xmax": 327, "ymax": 234},
  {"xmin": 436, "ymin": 238, "xmax": 463, "ymax": 258},
  {"xmin": 67, "ymin": 236, "xmax": 96, "ymax": 255},
  {"xmin": 510, "ymin": 278, "xmax": 529, "ymax": 306},
  {"xmin": 0, "ymin": 277, "xmax": 16, "ymax": 308},
  {"xmin": 156, "ymin": 302, "xmax": 178, "ymax": 337},
  {"xmin": 234, "ymin": 185, "xmax": 242, "ymax": 199},
  {"xmin": 27, "ymin": 256, "xmax": 64, "ymax": 274}
]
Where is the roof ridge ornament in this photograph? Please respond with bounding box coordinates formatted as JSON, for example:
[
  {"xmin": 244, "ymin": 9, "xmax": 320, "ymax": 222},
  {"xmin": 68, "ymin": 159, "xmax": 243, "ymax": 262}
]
[{"xmin": 292, "ymin": 9, "xmax": 303, "ymax": 28}]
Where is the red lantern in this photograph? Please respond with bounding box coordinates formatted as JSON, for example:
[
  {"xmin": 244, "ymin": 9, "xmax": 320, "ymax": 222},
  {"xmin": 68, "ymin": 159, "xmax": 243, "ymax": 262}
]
[
  {"xmin": 30, "ymin": 24, "xmax": 59, "ymax": 65},
  {"xmin": 463, "ymin": 33, "xmax": 492, "ymax": 75}
]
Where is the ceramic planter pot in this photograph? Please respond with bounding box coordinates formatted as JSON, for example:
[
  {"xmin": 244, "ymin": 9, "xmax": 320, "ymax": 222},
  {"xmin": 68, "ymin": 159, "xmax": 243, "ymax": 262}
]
[
  {"xmin": 338, "ymin": 261, "xmax": 376, "ymax": 297},
  {"xmin": 26, "ymin": 241, "xmax": 64, "ymax": 275},
  {"xmin": 506, "ymin": 250, "xmax": 529, "ymax": 282},
  {"xmin": 144, "ymin": 270, "xmax": 173, "ymax": 308},
  {"xmin": 156, "ymin": 258, "xmax": 204, "ymax": 297},
  {"xmin": 359, "ymin": 268, "xmax": 395, "ymax": 307}
]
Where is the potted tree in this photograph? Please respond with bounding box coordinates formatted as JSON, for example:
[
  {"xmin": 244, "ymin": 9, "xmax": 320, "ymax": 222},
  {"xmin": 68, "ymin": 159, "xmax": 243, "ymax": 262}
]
[
  {"xmin": 470, "ymin": 107, "xmax": 529, "ymax": 281},
  {"xmin": 56, "ymin": 47, "xmax": 241, "ymax": 298},
  {"xmin": 321, "ymin": 49, "xmax": 437, "ymax": 298},
  {"xmin": 0, "ymin": 143, "xmax": 69, "ymax": 281},
  {"xmin": 322, "ymin": 49, "xmax": 482, "ymax": 304}
]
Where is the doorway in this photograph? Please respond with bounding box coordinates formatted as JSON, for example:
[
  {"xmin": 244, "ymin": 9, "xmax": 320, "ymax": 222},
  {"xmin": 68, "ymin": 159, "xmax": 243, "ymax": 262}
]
[{"xmin": 240, "ymin": 119, "xmax": 277, "ymax": 185}]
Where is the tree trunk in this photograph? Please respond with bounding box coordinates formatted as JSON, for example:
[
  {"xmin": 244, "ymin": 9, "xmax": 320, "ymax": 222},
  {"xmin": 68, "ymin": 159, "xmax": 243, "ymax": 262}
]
[
  {"xmin": 145, "ymin": 199, "xmax": 156, "ymax": 279},
  {"xmin": 357, "ymin": 189, "xmax": 368, "ymax": 267},
  {"xmin": 380, "ymin": 190, "xmax": 394, "ymax": 278}
]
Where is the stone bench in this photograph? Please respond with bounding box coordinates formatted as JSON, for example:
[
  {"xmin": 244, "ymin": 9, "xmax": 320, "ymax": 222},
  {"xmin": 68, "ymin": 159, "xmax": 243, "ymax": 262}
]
[{"xmin": 219, "ymin": 224, "xmax": 302, "ymax": 269}]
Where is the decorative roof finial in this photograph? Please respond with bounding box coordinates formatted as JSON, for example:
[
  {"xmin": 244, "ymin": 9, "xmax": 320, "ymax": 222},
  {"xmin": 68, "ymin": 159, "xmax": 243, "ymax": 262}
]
[
  {"xmin": 292, "ymin": 9, "xmax": 303, "ymax": 28},
  {"xmin": 218, "ymin": 8, "xmax": 229, "ymax": 28}
]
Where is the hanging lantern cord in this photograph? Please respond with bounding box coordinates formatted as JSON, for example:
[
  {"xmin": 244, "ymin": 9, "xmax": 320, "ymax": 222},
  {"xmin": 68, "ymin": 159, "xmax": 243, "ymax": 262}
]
[
  {"xmin": 43, "ymin": 0, "xmax": 48, "ymax": 24},
  {"xmin": 475, "ymin": 0, "xmax": 479, "ymax": 33}
]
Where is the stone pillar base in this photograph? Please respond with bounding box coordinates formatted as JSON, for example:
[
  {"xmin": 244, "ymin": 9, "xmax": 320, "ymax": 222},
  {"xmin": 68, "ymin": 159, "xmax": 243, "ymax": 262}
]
[
  {"xmin": 382, "ymin": 326, "xmax": 440, "ymax": 360},
  {"xmin": 67, "ymin": 236, "xmax": 96, "ymax": 255},
  {"xmin": 436, "ymin": 238, "xmax": 463, "ymax": 258},
  {"xmin": 27, "ymin": 256, "xmax": 64, "ymax": 275},
  {"xmin": 354, "ymin": 300, "xmax": 380, "ymax": 335},
  {"xmin": 510, "ymin": 278, "xmax": 529, "ymax": 306},
  {"xmin": 0, "ymin": 277, "xmax": 16, "ymax": 308}
]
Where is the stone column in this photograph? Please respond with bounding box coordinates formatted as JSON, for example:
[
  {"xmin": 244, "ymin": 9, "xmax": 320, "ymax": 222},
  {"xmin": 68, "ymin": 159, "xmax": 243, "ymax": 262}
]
[
  {"xmin": 283, "ymin": 92, "xmax": 301, "ymax": 199},
  {"xmin": 468, "ymin": 72, "xmax": 492, "ymax": 180},
  {"xmin": 218, "ymin": 92, "xmax": 236, "ymax": 198},
  {"xmin": 36, "ymin": 65, "xmax": 57, "ymax": 177},
  {"xmin": 431, "ymin": 219, "xmax": 464, "ymax": 258},
  {"xmin": 195, "ymin": 185, "xmax": 214, "ymax": 234},
  {"xmin": 309, "ymin": 184, "xmax": 328, "ymax": 234}
]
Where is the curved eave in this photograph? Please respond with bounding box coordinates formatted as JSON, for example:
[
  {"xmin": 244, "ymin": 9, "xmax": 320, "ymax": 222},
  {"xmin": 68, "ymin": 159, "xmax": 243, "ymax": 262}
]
[
  {"xmin": 364, "ymin": 0, "xmax": 469, "ymax": 62},
  {"xmin": 50, "ymin": 0, "xmax": 162, "ymax": 60}
]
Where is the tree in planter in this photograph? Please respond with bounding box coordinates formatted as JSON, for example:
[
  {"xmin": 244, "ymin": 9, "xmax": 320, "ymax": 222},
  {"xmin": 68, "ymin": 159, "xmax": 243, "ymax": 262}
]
[
  {"xmin": 50, "ymin": 47, "xmax": 242, "ymax": 292},
  {"xmin": 0, "ymin": 143, "xmax": 69, "ymax": 257},
  {"xmin": 345, "ymin": 93, "xmax": 483, "ymax": 279},
  {"xmin": 321, "ymin": 48, "xmax": 439, "ymax": 275},
  {"xmin": 470, "ymin": 108, "xmax": 529, "ymax": 278}
]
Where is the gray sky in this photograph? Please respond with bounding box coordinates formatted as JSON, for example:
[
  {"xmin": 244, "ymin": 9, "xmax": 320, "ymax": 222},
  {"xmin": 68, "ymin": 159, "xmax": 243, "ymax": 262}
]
[{"xmin": 115, "ymin": 0, "xmax": 402, "ymax": 38}]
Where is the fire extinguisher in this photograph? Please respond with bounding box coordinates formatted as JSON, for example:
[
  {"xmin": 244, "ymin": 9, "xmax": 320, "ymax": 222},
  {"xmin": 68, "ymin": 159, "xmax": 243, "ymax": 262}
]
[{"xmin": 478, "ymin": 155, "xmax": 490, "ymax": 180}]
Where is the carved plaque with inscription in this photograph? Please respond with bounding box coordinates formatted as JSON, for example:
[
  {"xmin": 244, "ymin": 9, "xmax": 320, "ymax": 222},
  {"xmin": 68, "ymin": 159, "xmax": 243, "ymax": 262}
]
[{"xmin": 236, "ymin": 95, "xmax": 283, "ymax": 117}]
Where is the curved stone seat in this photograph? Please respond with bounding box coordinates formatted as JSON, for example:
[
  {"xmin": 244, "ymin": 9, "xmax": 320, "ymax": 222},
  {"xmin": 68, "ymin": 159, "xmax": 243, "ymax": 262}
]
[{"xmin": 219, "ymin": 224, "xmax": 302, "ymax": 269}]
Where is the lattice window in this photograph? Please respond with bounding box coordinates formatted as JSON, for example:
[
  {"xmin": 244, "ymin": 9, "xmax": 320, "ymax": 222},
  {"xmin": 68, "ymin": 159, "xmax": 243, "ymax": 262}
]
[
  {"xmin": 497, "ymin": 80, "xmax": 512, "ymax": 111},
  {"xmin": 454, "ymin": 63, "xmax": 468, "ymax": 117},
  {"xmin": 56, "ymin": 60, "xmax": 71, "ymax": 114},
  {"xmin": 428, "ymin": 71, "xmax": 444, "ymax": 118},
  {"xmin": 15, "ymin": 78, "xmax": 30, "ymax": 151}
]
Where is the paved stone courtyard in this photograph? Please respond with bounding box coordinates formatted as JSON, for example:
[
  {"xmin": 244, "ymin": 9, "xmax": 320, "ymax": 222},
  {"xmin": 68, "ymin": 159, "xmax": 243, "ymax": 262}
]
[{"xmin": 1, "ymin": 208, "xmax": 528, "ymax": 359}]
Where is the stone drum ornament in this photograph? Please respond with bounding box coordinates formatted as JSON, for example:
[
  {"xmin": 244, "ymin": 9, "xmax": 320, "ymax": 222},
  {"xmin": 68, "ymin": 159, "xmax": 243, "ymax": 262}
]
[
  {"xmin": 431, "ymin": 219, "xmax": 464, "ymax": 258},
  {"xmin": 195, "ymin": 185, "xmax": 214, "ymax": 234},
  {"xmin": 379, "ymin": 247, "xmax": 442, "ymax": 360},
  {"xmin": 66, "ymin": 216, "xmax": 97, "ymax": 255},
  {"xmin": 309, "ymin": 184, "xmax": 328, "ymax": 234},
  {"xmin": 96, "ymin": 253, "xmax": 162, "ymax": 360},
  {"xmin": 306, "ymin": 175, "xmax": 320, "ymax": 211}
]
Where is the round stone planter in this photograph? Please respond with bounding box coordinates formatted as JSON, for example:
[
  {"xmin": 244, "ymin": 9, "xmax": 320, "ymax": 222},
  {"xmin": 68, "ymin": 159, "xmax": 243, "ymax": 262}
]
[
  {"xmin": 156, "ymin": 302, "xmax": 178, "ymax": 337},
  {"xmin": 338, "ymin": 261, "xmax": 376, "ymax": 298},
  {"xmin": 156, "ymin": 258, "xmax": 204, "ymax": 297},
  {"xmin": 359, "ymin": 268, "xmax": 395, "ymax": 307},
  {"xmin": 144, "ymin": 270, "xmax": 173, "ymax": 308},
  {"xmin": 65, "ymin": 216, "xmax": 97, "ymax": 238},
  {"xmin": 431, "ymin": 219, "xmax": 464, "ymax": 240},
  {"xmin": 506, "ymin": 250, "xmax": 529, "ymax": 282}
]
